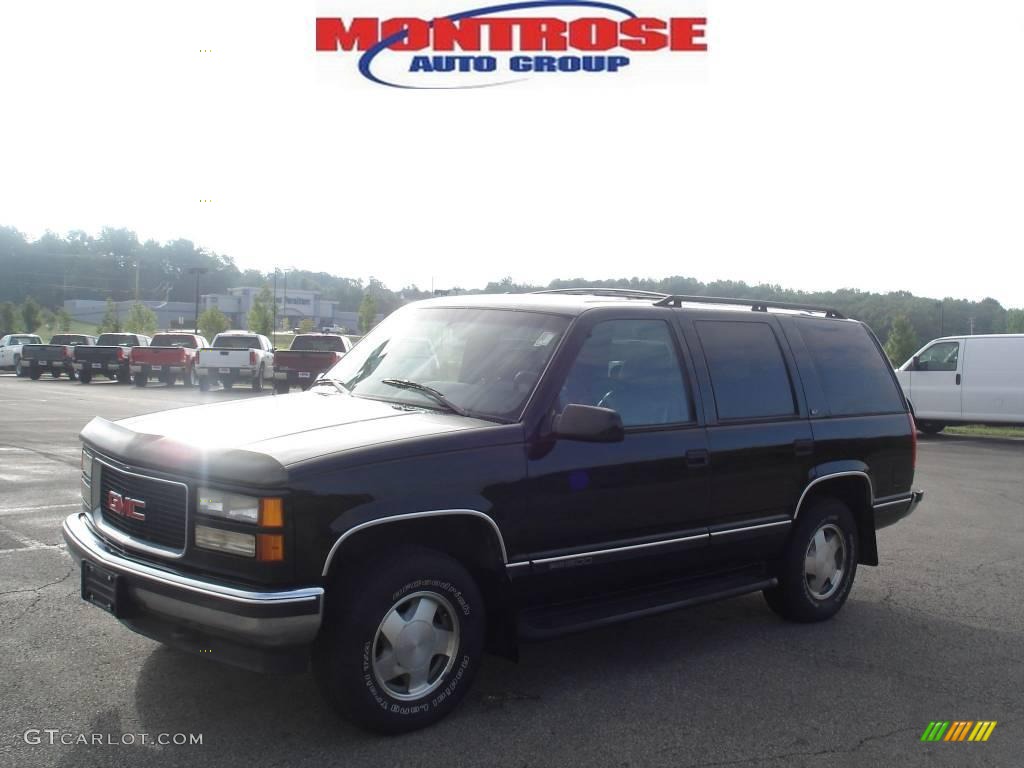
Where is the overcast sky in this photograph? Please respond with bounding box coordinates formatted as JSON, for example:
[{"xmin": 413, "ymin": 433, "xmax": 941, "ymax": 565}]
[{"xmin": 1, "ymin": 1, "xmax": 1021, "ymax": 307}]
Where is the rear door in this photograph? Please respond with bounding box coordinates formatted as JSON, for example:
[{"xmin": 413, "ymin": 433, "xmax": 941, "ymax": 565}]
[
  {"xmin": 906, "ymin": 339, "xmax": 963, "ymax": 420},
  {"xmin": 682, "ymin": 315, "xmax": 813, "ymax": 563}
]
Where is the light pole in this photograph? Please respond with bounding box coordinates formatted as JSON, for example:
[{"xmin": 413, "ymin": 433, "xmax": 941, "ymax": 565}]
[{"xmin": 189, "ymin": 267, "xmax": 208, "ymax": 333}]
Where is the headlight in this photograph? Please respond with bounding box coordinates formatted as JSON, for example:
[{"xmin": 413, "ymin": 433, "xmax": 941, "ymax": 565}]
[
  {"xmin": 81, "ymin": 447, "xmax": 93, "ymax": 482},
  {"xmin": 198, "ymin": 488, "xmax": 261, "ymax": 524},
  {"xmin": 195, "ymin": 525, "xmax": 255, "ymax": 557}
]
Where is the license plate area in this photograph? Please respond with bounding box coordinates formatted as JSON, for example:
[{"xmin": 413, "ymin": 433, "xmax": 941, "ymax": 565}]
[
  {"xmin": 218, "ymin": 367, "xmax": 230, "ymax": 374},
  {"xmin": 81, "ymin": 560, "xmax": 127, "ymax": 617},
  {"xmin": 151, "ymin": 365, "xmax": 162, "ymax": 371},
  {"xmin": 298, "ymin": 371, "xmax": 311, "ymax": 378},
  {"xmin": 92, "ymin": 363, "xmax": 102, "ymax": 368}
]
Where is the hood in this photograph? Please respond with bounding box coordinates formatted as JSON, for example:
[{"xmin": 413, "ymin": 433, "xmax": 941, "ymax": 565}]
[{"xmin": 81, "ymin": 391, "xmax": 502, "ymax": 488}]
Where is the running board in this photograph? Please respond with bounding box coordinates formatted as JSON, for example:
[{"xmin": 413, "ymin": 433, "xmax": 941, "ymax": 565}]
[{"xmin": 518, "ymin": 573, "xmax": 777, "ymax": 640}]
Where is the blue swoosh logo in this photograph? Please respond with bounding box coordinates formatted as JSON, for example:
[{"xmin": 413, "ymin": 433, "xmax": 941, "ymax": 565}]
[{"xmin": 359, "ymin": 0, "xmax": 638, "ymax": 89}]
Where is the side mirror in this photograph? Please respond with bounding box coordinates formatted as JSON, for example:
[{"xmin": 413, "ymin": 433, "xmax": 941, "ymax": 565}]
[
  {"xmin": 912, "ymin": 355, "xmax": 921, "ymax": 371},
  {"xmin": 554, "ymin": 404, "xmax": 625, "ymax": 443}
]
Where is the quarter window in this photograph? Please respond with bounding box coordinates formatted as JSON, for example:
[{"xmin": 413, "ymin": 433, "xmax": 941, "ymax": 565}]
[
  {"xmin": 560, "ymin": 320, "xmax": 692, "ymax": 427},
  {"xmin": 696, "ymin": 320, "xmax": 796, "ymax": 420}
]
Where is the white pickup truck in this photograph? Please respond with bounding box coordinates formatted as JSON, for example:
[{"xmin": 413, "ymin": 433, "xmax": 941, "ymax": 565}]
[
  {"xmin": 0, "ymin": 334, "xmax": 42, "ymax": 376},
  {"xmin": 195, "ymin": 331, "xmax": 275, "ymax": 391}
]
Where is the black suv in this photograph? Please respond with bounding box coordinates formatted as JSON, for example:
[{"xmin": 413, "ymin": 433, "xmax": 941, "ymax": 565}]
[{"xmin": 63, "ymin": 291, "xmax": 923, "ymax": 733}]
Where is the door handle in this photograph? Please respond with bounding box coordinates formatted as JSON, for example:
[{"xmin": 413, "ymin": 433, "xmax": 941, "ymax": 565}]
[
  {"xmin": 794, "ymin": 439, "xmax": 814, "ymax": 457},
  {"xmin": 955, "ymin": 373, "xmax": 961, "ymax": 385},
  {"xmin": 686, "ymin": 449, "xmax": 710, "ymax": 468}
]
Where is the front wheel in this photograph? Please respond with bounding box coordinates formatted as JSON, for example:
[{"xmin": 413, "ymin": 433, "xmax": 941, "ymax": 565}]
[
  {"xmin": 764, "ymin": 497, "xmax": 858, "ymax": 623},
  {"xmin": 198, "ymin": 377, "xmax": 210, "ymax": 392},
  {"xmin": 51, "ymin": 369, "xmax": 62, "ymax": 379},
  {"xmin": 274, "ymin": 381, "xmax": 289, "ymax": 395},
  {"xmin": 222, "ymin": 379, "xmax": 233, "ymax": 391},
  {"xmin": 917, "ymin": 422, "xmax": 945, "ymax": 435},
  {"xmin": 134, "ymin": 374, "xmax": 147, "ymax": 387},
  {"xmin": 78, "ymin": 370, "xmax": 92, "ymax": 384},
  {"xmin": 313, "ymin": 548, "xmax": 485, "ymax": 734},
  {"xmin": 29, "ymin": 366, "xmax": 41, "ymax": 380}
]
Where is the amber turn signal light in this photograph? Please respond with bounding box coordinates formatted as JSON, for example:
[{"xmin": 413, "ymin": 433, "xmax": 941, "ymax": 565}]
[
  {"xmin": 258, "ymin": 498, "xmax": 284, "ymax": 527},
  {"xmin": 257, "ymin": 534, "xmax": 284, "ymax": 562}
]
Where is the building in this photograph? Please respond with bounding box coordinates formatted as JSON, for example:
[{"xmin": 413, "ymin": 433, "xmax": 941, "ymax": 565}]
[
  {"xmin": 64, "ymin": 299, "xmax": 198, "ymax": 330},
  {"xmin": 200, "ymin": 287, "xmax": 344, "ymax": 331}
]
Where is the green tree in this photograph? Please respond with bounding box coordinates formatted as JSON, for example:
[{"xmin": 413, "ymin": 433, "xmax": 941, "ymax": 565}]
[
  {"xmin": 55, "ymin": 307, "xmax": 72, "ymax": 332},
  {"xmin": 884, "ymin": 315, "xmax": 920, "ymax": 367},
  {"xmin": 1007, "ymin": 309, "xmax": 1024, "ymax": 334},
  {"xmin": 20, "ymin": 297, "xmax": 41, "ymax": 332},
  {"xmin": 125, "ymin": 302, "xmax": 158, "ymax": 336},
  {"xmin": 247, "ymin": 285, "xmax": 274, "ymax": 335},
  {"xmin": 98, "ymin": 299, "xmax": 121, "ymax": 333},
  {"xmin": 298, "ymin": 318, "xmax": 314, "ymax": 334},
  {"xmin": 358, "ymin": 292, "xmax": 377, "ymax": 333},
  {"xmin": 198, "ymin": 307, "xmax": 230, "ymax": 340},
  {"xmin": 0, "ymin": 302, "xmax": 16, "ymax": 334}
]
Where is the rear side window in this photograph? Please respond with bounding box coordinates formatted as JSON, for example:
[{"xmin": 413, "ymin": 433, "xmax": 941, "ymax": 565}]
[
  {"xmin": 797, "ymin": 320, "xmax": 905, "ymax": 416},
  {"xmin": 696, "ymin": 320, "xmax": 797, "ymax": 420}
]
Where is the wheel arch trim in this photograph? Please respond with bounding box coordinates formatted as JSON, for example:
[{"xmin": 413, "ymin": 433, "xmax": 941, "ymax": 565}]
[
  {"xmin": 793, "ymin": 471, "xmax": 874, "ymax": 520},
  {"xmin": 321, "ymin": 508, "xmax": 508, "ymax": 577}
]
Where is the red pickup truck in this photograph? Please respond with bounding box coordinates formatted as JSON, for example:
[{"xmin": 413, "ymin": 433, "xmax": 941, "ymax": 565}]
[
  {"xmin": 272, "ymin": 333, "xmax": 352, "ymax": 394},
  {"xmin": 130, "ymin": 333, "xmax": 209, "ymax": 387}
]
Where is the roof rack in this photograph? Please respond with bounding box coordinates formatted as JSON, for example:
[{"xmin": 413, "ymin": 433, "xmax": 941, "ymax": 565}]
[
  {"xmin": 653, "ymin": 295, "xmax": 844, "ymax": 319},
  {"xmin": 532, "ymin": 288, "xmax": 669, "ymax": 300}
]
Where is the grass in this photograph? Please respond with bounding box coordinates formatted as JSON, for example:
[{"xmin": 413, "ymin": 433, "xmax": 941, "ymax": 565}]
[{"xmin": 944, "ymin": 425, "xmax": 1024, "ymax": 439}]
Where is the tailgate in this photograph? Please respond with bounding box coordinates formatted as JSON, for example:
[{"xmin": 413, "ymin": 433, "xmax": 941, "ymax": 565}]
[
  {"xmin": 134, "ymin": 347, "xmax": 187, "ymax": 364},
  {"xmin": 75, "ymin": 347, "xmax": 121, "ymax": 363},
  {"xmin": 198, "ymin": 349, "xmax": 250, "ymax": 367},
  {"xmin": 273, "ymin": 351, "xmax": 336, "ymax": 371}
]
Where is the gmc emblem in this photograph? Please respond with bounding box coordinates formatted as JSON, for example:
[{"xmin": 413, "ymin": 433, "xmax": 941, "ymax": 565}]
[{"xmin": 106, "ymin": 490, "xmax": 146, "ymax": 521}]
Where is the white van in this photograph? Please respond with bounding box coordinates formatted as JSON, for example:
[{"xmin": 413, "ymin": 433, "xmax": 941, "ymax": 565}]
[{"xmin": 895, "ymin": 334, "xmax": 1024, "ymax": 433}]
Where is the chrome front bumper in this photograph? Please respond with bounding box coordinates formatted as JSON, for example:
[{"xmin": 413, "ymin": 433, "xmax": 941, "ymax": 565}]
[{"xmin": 62, "ymin": 512, "xmax": 323, "ymax": 648}]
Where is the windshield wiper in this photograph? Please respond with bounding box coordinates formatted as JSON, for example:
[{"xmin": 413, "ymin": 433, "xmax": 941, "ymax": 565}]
[
  {"xmin": 380, "ymin": 379, "xmax": 470, "ymax": 417},
  {"xmin": 310, "ymin": 377, "xmax": 350, "ymax": 394}
]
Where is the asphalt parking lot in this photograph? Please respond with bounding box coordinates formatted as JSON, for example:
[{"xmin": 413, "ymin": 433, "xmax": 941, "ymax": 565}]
[{"xmin": 0, "ymin": 372, "xmax": 1021, "ymax": 768}]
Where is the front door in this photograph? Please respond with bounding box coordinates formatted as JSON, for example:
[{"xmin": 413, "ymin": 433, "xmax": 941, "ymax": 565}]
[
  {"xmin": 908, "ymin": 340, "xmax": 963, "ymax": 421},
  {"xmin": 520, "ymin": 315, "xmax": 711, "ymax": 601}
]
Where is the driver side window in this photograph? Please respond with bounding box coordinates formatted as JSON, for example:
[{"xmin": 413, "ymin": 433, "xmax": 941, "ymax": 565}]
[
  {"xmin": 560, "ymin": 320, "xmax": 693, "ymax": 427},
  {"xmin": 916, "ymin": 341, "xmax": 959, "ymax": 372}
]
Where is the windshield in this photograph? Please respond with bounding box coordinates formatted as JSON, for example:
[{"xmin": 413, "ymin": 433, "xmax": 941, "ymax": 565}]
[
  {"xmin": 152, "ymin": 334, "xmax": 202, "ymax": 348},
  {"xmin": 214, "ymin": 335, "xmax": 260, "ymax": 349},
  {"xmin": 96, "ymin": 334, "xmax": 137, "ymax": 346},
  {"xmin": 325, "ymin": 306, "xmax": 570, "ymax": 421},
  {"xmin": 291, "ymin": 335, "xmax": 346, "ymax": 352}
]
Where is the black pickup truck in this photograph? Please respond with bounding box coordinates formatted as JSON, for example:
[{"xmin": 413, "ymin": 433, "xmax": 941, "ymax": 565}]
[
  {"xmin": 64, "ymin": 291, "xmax": 923, "ymax": 733},
  {"xmin": 73, "ymin": 333, "xmax": 151, "ymax": 383},
  {"xmin": 21, "ymin": 334, "xmax": 97, "ymax": 380}
]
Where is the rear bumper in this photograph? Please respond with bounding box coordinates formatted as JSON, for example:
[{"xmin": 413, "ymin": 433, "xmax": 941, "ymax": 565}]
[
  {"xmin": 196, "ymin": 367, "xmax": 254, "ymax": 377},
  {"xmin": 874, "ymin": 490, "xmax": 924, "ymax": 530},
  {"xmin": 62, "ymin": 512, "xmax": 323, "ymax": 671},
  {"xmin": 130, "ymin": 364, "xmax": 187, "ymax": 373}
]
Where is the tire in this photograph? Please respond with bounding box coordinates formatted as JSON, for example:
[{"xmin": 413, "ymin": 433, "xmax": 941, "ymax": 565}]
[
  {"xmin": 14, "ymin": 355, "xmax": 23, "ymax": 376},
  {"xmin": 313, "ymin": 547, "xmax": 485, "ymax": 734},
  {"xmin": 764, "ymin": 497, "xmax": 858, "ymax": 623},
  {"xmin": 68, "ymin": 368, "xmax": 77, "ymax": 381},
  {"xmin": 134, "ymin": 374, "xmax": 147, "ymax": 387},
  {"xmin": 252, "ymin": 364, "xmax": 264, "ymax": 391},
  {"xmin": 117, "ymin": 371, "xmax": 132, "ymax": 384},
  {"xmin": 78, "ymin": 370, "xmax": 92, "ymax": 384},
  {"xmin": 51, "ymin": 369, "xmax": 62, "ymax": 379},
  {"xmin": 198, "ymin": 377, "xmax": 210, "ymax": 392},
  {"xmin": 222, "ymin": 379, "xmax": 233, "ymax": 391},
  {"xmin": 29, "ymin": 366, "xmax": 41, "ymax": 380},
  {"xmin": 184, "ymin": 368, "xmax": 196, "ymax": 388},
  {"xmin": 274, "ymin": 381, "xmax": 289, "ymax": 395},
  {"xmin": 917, "ymin": 422, "xmax": 945, "ymax": 435},
  {"xmin": 162, "ymin": 371, "xmax": 176, "ymax": 387}
]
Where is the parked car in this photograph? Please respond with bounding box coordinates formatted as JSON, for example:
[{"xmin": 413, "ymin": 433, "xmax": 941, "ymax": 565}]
[
  {"xmin": 0, "ymin": 334, "xmax": 42, "ymax": 376},
  {"xmin": 272, "ymin": 333, "xmax": 352, "ymax": 394},
  {"xmin": 130, "ymin": 333, "xmax": 209, "ymax": 387},
  {"xmin": 20, "ymin": 334, "xmax": 97, "ymax": 380},
  {"xmin": 895, "ymin": 333, "xmax": 1024, "ymax": 433},
  {"xmin": 195, "ymin": 331, "xmax": 275, "ymax": 391},
  {"xmin": 73, "ymin": 333, "xmax": 151, "ymax": 384},
  {"xmin": 64, "ymin": 291, "xmax": 922, "ymax": 734}
]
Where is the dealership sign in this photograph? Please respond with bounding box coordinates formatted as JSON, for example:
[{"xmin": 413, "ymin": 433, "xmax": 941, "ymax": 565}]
[{"xmin": 316, "ymin": 1, "xmax": 706, "ymax": 89}]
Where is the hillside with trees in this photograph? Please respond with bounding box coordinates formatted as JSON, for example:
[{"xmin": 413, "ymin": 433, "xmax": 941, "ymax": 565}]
[{"xmin": 2, "ymin": 227, "xmax": 1022, "ymax": 358}]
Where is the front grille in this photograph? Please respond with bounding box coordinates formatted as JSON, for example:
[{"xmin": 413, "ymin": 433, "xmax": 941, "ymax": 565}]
[{"xmin": 99, "ymin": 464, "xmax": 188, "ymax": 551}]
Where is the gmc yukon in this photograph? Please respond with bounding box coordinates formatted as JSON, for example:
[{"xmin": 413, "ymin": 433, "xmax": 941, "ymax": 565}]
[{"xmin": 63, "ymin": 291, "xmax": 923, "ymax": 733}]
